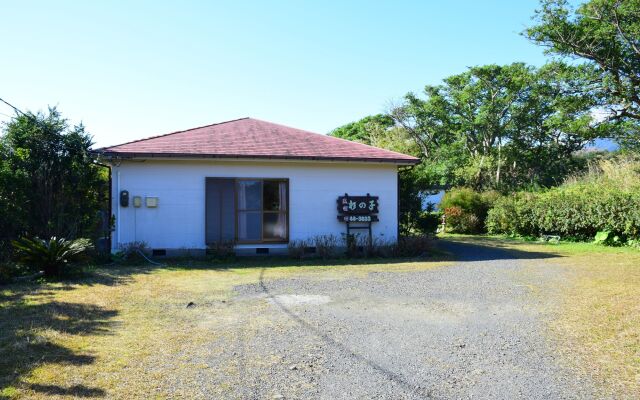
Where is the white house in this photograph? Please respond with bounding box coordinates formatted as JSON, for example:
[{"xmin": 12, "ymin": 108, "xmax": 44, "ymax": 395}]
[{"xmin": 98, "ymin": 118, "xmax": 419, "ymax": 255}]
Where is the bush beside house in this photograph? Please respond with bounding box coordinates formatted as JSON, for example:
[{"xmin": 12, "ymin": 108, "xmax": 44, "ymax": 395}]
[
  {"xmin": 0, "ymin": 108, "xmax": 108, "ymax": 281},
  {"xmin": 440, "ymin": 188, "xmax": 499, "ymax": 234}
]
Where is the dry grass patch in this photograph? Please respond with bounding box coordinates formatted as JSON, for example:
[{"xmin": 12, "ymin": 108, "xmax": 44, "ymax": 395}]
[{"xmin": 551, "ymin": 251, "xmax": 640, "ymax": 398}]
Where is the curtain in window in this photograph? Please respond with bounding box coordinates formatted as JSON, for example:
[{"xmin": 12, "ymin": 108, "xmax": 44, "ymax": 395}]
[
  {"xmin": 263, "ymin": 181, "xmax": 287, "ymax": 240},
  {"xmin": 275, "ymin": 181, "xmax": 287, "ymax": 238},
  {"xmin": 279, "ymin": 181, "xmax": 287, "ymax": 211}
]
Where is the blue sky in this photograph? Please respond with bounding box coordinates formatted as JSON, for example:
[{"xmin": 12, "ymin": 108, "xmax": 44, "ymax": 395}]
[{"xmin": 1, "ymin": 1, "xmax": 550, "ymax": 147}]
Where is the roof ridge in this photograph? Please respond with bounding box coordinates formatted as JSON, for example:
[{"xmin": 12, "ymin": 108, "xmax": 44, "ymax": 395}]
[{"xmin": 98, "ymin": 117, "xmax": 250, "ymax": 151}]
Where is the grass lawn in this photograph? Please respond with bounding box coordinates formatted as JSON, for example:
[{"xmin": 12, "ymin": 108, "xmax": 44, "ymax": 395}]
[
  {"xmin": 0, "ymin": 257, "xmax": 452, "ymax": 399},
  {"xmin": 444, "ymin": 234, "xmax": 640, "ymax": 397}
]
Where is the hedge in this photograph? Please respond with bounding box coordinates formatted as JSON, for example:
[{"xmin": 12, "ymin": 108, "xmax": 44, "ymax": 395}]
[{"xmin": 486, "ymin": 184, "xmax": 640, "ymax": 240}]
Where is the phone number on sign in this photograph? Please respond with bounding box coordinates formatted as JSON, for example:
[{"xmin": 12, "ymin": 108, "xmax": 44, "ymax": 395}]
[{"xmin": 342, "ymin": 215, "xmax": 372, "ymax": 222}]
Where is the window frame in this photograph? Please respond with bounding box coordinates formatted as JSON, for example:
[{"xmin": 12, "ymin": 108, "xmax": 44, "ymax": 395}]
[{"xmin": 235, "ymin": 178, "xmax": 289, "ymax": 244}]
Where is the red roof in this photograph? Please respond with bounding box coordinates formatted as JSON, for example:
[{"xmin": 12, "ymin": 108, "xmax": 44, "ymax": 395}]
[{"xmin": 98, "ymin": 118, "xmax": 419, "ymax": 165}]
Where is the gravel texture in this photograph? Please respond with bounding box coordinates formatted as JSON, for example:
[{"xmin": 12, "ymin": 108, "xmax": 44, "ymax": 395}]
[{"xmin": 185, "ymin": 240, "xmax": 599, "ymax": 399}]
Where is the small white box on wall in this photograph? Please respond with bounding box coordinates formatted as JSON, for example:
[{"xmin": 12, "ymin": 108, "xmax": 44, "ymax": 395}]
[
  {"xmin": 145, "ymin": 197, "xmax": 159, "ymax": 208},
  {"xmin": 133, "ymin": 196, "xmax": 142, "ymax": 208}
]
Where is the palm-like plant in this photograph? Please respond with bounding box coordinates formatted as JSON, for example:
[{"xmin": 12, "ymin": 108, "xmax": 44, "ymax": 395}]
[{"xmin": 12, "ymin": 236, "xmax": 93, "ymax": 277}]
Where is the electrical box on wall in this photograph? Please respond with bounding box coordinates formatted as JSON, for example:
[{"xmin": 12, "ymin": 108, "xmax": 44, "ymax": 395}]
[
  {"xmin": 145, "ymin": 197, "xmax": 159, "ymax": 208},
  {"xmin": 120, "ymin": 190, "xmax": 129, "ymax": 207},
  {"xmin": 133, "ymin": 196, "xmax": 142, "ymax": 208}
]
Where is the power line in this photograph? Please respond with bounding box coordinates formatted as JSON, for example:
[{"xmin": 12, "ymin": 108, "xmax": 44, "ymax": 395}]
[{"xmin": 0, "ymin": 97, "xmax": 26, "ymax": 116}]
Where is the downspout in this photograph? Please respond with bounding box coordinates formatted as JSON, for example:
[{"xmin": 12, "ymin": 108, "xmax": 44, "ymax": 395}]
[
  {"xmin": 94, "ymin": 161, "xmax": 112, "ymax": 252},
  {"xmin": 116, "ymin": 170, "xmax": 120, "ymax": 251}
]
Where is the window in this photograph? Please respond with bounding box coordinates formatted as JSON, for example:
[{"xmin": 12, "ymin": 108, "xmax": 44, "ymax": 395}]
[{"xmin": 236, "ymin": 179, "xmax": 288, "ymax": 243}]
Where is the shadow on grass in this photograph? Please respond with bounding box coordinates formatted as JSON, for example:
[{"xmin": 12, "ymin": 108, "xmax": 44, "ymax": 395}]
[
  {"xmin": 26, "ymin": 384, "xmax": 105, "ymax": 397},
  {"xmin": 0, "ymin": 285, "xmax": 117, "ymax": 399}
]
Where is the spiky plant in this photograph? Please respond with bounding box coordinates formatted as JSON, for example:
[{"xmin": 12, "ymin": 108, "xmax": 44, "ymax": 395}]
[{"xmin": 12, "ymin": 237, "xmax": 93, "ymax": 277}]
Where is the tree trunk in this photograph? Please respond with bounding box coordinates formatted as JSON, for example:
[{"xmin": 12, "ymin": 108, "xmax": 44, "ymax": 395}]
[
  {"xmin": 477, "ymin": 154, "xmax": 486, "ymax": 189},
  {"xmin": 496, "ymin": 137, "xmax": 502, "ymax": 186}
]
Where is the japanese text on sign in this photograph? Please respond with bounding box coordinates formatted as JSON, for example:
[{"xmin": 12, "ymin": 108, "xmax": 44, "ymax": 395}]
[
  {"xmin": 337, "ymin": 194, "xmax": 379, "ymax": 215},
  {"xmin": 337, "ymin": 193, "xmax": 379, "ymax": 223}
]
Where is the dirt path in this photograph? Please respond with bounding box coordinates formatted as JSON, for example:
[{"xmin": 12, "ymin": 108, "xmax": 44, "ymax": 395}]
[{"xmin": 193, "ymin": 240, "xmax": 598, "ymax": 399}]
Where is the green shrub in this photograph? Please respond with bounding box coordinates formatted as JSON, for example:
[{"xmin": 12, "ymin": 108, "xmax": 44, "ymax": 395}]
[
  {"xmin": 485, "ymin": 192, "xmax": 538, "ymax": 236},
  {"xmin": 415, "ymin": 211, "xmax": 442, "ymax": 234},
  {"xmin": 487, "ymin": 186, "xmax": 640, "ymax": 240},
  {"xmin": 486, "ymin": 159, "xmax": 640, "ymax": 243},
  {"xmin": 627, "ymin": 239, "xmax": 640, "ymax": 249},
  {"xmin": 12, "ymin": 236, "xmax": 93, "ymax": 277},
  {"xmin": 440, "ymin": 188, "xmax": 498, "ymax": 233}
]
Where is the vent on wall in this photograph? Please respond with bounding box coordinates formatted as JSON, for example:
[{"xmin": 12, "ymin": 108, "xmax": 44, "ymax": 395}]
[
  {"xmin": 152, "ymin": 249, "xmax": 167, "ymax": 256},
  {"xmin": 255, "ymin": 248, "xmax": 269, "ymax": 255}
]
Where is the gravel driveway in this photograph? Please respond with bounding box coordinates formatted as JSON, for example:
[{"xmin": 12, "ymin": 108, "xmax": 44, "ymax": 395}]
[{"xmin": 187, "ymin": 240, "xmax": 598, "ymax": 399}]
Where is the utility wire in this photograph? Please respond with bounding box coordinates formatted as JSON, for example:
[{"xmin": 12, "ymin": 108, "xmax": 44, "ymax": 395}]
[{"xmin": 0, "ymin": 96, "xmax": 26, "ymax": 116}]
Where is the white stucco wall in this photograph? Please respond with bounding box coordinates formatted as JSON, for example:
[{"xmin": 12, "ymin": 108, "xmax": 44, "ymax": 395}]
[{"xmin": 110, "ymin": 159, "xmax": 399, "ymax": 251}]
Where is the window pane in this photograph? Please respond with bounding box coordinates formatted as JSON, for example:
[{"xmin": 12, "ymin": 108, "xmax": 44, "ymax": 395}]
[
  {"xmin": 263, "ymin": 181, "xmax": 287, "ymax": 211},
  {"xmin": 238, "ymin": 211, "xmax": 262, "ymax": 241},
  {"xmin": 263, "ymin": 213, "xmax": 287, "ymax": 240},
  {"xmin": 237, "ymin": 180, "xmax": 262, "ymax": 209}
]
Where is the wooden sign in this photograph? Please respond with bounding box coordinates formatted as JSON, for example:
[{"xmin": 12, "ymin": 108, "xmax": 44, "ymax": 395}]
[{"xmin": 337, "ymin": 193, "xmax": 379, "ymax": 217}]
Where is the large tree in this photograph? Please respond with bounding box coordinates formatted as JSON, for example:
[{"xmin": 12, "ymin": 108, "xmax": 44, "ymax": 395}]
[
  {"xmin": 329, "ymin": 114, "xmax": 395, "ymax": 143},
  {"xmin": 391, "ymin": 62, "xmax": 605, "ymax": 190},
  {"xmin": 0, "ymin": 108, "xmax": 107, "ymax": 249},
  {"xmin": 526, "ymin": 0, "xmax": 640, "ymax": 123},
  {"xmin": 331, "ymin": 115, "xmax": 429, "ymax": 235}
]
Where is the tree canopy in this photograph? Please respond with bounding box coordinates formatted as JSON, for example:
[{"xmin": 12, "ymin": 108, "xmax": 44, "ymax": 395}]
[
  {"xmin": 391, "ymin": 62, "xmax": 605, "ymax": 190},
  {"xmin": 526, "ymin": 0, "xmax": 640, "ymax": 124},
  {"xmin": 329, "ymin": 114, "xmax": 395, "ymax": 144},
  {"xmin": 0, "ymin": 108, "xmax": 107, "ymax": 251}
]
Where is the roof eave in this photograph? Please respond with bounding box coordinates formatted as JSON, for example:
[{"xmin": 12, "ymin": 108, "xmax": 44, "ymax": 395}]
[{"xmin": 94, "ymin": 151, "xmax": 420, "ymax": 166}]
